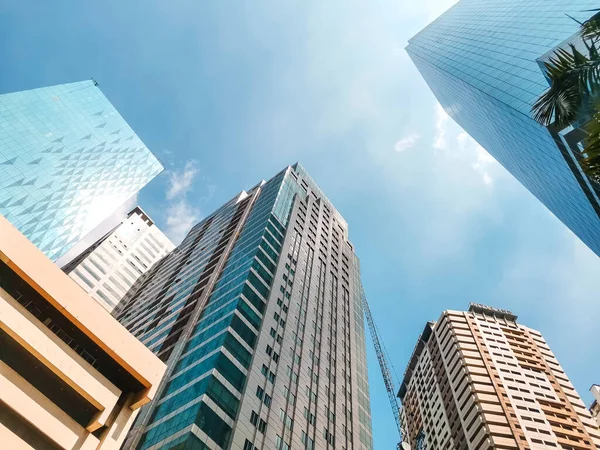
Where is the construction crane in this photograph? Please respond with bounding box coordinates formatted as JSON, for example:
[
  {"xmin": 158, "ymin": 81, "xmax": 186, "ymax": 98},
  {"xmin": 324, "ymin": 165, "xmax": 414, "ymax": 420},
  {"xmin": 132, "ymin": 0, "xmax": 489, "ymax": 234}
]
[{"xmin": 361, "ymin": 288, "xmax": 405, "ymax": 450}]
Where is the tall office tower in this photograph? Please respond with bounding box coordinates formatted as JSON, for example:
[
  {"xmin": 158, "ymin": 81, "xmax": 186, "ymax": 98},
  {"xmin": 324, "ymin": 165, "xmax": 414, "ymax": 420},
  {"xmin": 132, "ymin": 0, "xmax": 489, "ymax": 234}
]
[
  {"xmin": 407, "ymin": 1, "xmax": 600, "ymax": 257},
  {"xmin": 0, "ymin": 80, "xmax": 163, "ymax": 261},
  {"xmin": 114, "ymin": 164, "xmax": 374, "ymax": 450},
  {"xmin": 0, "ymin": 214, "xmax": 166, "ymax": 450},
  {"xmin": 62, "ymin": 206, "xmax": 174, "ymax": 312},
  {"xmin": 398, "ymin": 304, "xmax": 600, "ymax": 450},
  {"xmin": 591, "ymin": 385, "xmax": 600, "ymax": 426}
]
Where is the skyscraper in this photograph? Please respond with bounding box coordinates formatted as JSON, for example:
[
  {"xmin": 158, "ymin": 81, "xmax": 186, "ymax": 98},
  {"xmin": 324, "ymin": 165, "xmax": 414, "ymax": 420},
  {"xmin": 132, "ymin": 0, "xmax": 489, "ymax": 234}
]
[
  {"xmin": 0, "ymin": 80, "xmax": 163, "ymax": 261},
  {"xmin": 407, "ymin": 0, "xmax": 600, "ymax": 256},
  {"xmin": 114, "ymin": 164, "xmax": 374, "ymax": 450},
  {"xmin": 398, "ymin": 304, "xmax": 600, "ymax": 449},
  {"xmin": 591, "ymin": 385, "xmax": 600, "ymax": 426},
  {"xmin": 63, "ymin": 206, "xmax": 174, "ymax": 312}
]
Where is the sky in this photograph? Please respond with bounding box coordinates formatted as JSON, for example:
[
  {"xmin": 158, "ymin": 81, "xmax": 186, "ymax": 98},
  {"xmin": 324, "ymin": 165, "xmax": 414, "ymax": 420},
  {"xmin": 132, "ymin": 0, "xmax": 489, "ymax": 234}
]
[{"xmin": 2, "ymin": 1, "xmax": 600, "ymax": 448}]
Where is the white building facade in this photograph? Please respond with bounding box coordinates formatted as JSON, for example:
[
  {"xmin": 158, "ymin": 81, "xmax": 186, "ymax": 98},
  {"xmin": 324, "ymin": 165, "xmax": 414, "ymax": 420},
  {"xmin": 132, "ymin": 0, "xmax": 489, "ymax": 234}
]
[
  {"xmin": 63, "ymin": 207, "xmax": 174, "ymax": 312},
  {"xmin": 591, "ymin": 385, "xmax": 600, "ymax": 426}
]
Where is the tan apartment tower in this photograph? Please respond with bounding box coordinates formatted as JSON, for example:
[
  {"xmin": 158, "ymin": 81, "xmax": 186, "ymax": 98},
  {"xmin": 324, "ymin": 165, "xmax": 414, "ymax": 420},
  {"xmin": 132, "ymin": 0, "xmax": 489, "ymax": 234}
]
[
  {"xmin": 398, "ymin": 304, "xmax": 600, "ymax": 450},
  {"xmin": 0, "ymin": 214, "xmax": 167, "ymax": 450}
]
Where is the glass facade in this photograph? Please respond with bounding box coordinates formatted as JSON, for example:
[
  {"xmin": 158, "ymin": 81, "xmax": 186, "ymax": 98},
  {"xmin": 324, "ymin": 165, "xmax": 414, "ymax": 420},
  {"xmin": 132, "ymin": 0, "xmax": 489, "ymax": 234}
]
[
  {"xmin": 115, "ymin": 164, "xmax": 373, "ymax": 450},
  {"xmin": 407, "ymin": 0, "xmax": 600, "ymax": 256},
  {"xmin": 0, "ymin": 80, "xmax": 163, "ymax": 261}
]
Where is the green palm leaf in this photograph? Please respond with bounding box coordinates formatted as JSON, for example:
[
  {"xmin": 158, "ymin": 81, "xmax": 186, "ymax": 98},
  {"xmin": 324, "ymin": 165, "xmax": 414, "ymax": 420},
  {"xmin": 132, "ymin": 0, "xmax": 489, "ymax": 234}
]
[
  {"xmin": 581, "ymin": 109, "xmax": 600, "ymax": 184},
  {"xmin": 532, "ymin": 47, "xmax": 584, "ymax": 127},
  {"xmin": 532, "ymin": 9, "xmax": 600, "ymax": 184},
  {"xmin": 581, "ymin": 10, "xmax": 600, "ymax": 42}
]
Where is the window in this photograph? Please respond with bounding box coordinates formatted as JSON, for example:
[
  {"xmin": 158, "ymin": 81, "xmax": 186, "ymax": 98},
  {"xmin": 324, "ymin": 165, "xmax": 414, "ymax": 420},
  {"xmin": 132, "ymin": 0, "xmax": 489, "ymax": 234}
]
[
  {"xmin": 268, "ymin": 371, "xmax": 276, "ymax": 383},
  {"xmin": 276, "ymin": 435, "xmax": 290, "ymax": 450},
  {"xmin": 326, "ymin": 407, "xmax": 335, "ymax": 422},
  {"xmin": 264, "ymin": 394, "xmax": 272, "ymax": 407},
  {"xmin": 301, "ymin": 431, "xmax": 314, "ymax": 450},
  {"xmin": 262, "ymin": 365, "xmax": 268, "ymax": 376},
  {"xmin": 250, "ymin": 411, "xmax": 259, "ymax": 425},
  {"xmin": 258, "ymin": 419, "xmax": 267, "ymax": 433},
  {"xmin": 243, "ymin": 440, "xmax": 255, "ymax": 450},
  {"xmin": 303, "ymin": 407, "xmax": 315, "ymax": 425},
  {"xmin": 323, "ymin": 428, "xmax": 335, "ymax": 446},
  {"xmin": 266, "ymin": 345, "xmax": 273, "ymax": 356},
  {"xmin": 256, "ymin": 386, "xmax": 264, "ymax": 400}
]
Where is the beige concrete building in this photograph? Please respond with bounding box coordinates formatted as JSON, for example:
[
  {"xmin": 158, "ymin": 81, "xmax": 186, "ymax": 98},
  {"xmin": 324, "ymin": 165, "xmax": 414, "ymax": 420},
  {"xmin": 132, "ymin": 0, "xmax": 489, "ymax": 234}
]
[
  {"xmin": 398, "ymin": 304, "xmax": 600, "ymax": 450},
  {"xmin": 0, "ymin": 214, "xmax": 166, "ymax": 450}
]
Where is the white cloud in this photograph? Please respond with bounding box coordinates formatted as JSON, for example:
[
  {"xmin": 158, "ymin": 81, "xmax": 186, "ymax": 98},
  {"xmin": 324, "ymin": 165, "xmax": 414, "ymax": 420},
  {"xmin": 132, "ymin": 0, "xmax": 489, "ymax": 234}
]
[
  {"xmin": 165, "ymin": 199, "xmax": 201, "ymax": 244},
  {"xmin": 433, "ymin": 103, "xmax": 450, "ymax": 150},
  {"xmin": 166, "ymin": 160, "xmax": 198, "ymax": 200},
  {"xmin": 162, "ymin": 160, "xmax": 203, "ymax": 244},
  {"xmin": 456, "ymin": 131, "xmax": 498, "ymax": 186},
  {"xmin": 389, "ymin": 103, "xmax": 508, "ymax": 262},
  {"xmin": 395, "ymin": 134, "xmax": 420, "ymax": 152},
  {"xmin": 431, "ymin": 104, "xmax": 500, "ymax": 187}
]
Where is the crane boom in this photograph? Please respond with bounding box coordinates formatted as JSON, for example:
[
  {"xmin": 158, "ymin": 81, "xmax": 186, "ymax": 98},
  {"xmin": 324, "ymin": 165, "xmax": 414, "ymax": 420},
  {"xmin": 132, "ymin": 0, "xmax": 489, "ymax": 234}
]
[{"xmin": 361, "ymin": 288, "xmax": 403, "ymax": 449}]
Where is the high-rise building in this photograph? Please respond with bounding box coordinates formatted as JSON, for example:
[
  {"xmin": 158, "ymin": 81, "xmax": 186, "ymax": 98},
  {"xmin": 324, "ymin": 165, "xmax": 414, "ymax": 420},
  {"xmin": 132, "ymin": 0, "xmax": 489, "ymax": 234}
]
[
  {"xmin": 0, "ymin": 80, "xmax": 163, "ymax": 261},
  {"xmin": 113, "ymin": 164, "xmax": 374, "ymax": 450},
  {"xmin": 398, "ymin": 304, "xmax": 600, "ymax": 449},
  {"xmin": 62, "ymin": 206, "xmax": 175, "ymax": 312},
  {"xmin": 406, "ymin": 0, "xmax": 600, "ymax": 257},
  {"xmin": 0, "ymin": 214, "xmax": 166, "ymax": 450},
  {"xmin": 591, "ymin": 385, "xmax": 600, "ymax": 426}
]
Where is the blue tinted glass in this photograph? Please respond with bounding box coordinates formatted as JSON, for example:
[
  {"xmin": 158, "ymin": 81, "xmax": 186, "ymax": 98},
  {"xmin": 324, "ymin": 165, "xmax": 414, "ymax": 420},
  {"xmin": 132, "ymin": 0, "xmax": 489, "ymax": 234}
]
[
  {"xmin": 407, "ymin": 0, "xmax": 600, "ymax": 256},
  {"xmin": 0, "ymin": 80, "xmax": 163, "ymax": 260}
]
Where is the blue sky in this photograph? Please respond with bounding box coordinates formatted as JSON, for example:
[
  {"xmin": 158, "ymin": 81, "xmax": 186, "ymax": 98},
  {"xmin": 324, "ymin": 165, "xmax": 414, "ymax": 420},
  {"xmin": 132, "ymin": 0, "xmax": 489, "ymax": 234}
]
[{"xmin": 3, "ymin": 1, "xmax": 600, "ymax": 448}]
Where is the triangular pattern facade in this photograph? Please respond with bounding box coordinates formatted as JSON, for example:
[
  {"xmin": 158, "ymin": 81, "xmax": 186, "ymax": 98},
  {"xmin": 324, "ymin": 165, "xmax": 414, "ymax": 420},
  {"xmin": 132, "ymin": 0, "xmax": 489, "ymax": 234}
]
[{"xmin": 0, "ymin": 80, "xmax": 164, "ymax": 261}]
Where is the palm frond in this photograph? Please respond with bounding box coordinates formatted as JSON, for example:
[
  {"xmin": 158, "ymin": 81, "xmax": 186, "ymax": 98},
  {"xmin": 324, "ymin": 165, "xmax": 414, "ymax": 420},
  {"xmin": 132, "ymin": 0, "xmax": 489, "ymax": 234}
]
[
  {"xmin": 544, "ymin": 46, "xmax": 580, "ymax": 79},
  {"xmin": 581, "ymin": 10, "xmax": 600, "ymax": 42},
  {"xmin": 532, "ymin": 47, "xmax": 583, "ymax": 126},
  {"xmin": 568, "ymin": 39, "xmax": 600, "ymax": 96},
  {"xmin": 581, "ymin": 110, "xmax": 600, "ymax": 183},
  {"xmin": 575, "ymin": 58, "xmax": 600, "ymax": 95},
  {"xmin": 532, "ymin": 84, "xmax": 582, "ymax": 127}
]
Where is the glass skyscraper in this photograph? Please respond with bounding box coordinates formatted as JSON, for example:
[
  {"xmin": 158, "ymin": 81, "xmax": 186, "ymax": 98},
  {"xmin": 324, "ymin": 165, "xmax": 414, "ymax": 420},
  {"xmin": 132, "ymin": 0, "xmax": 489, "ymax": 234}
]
[
  {"xmin": 114, "ymin": 164, "xmax": 373, "ymax": 450},
  {"xmin": 407, "ymin": 0, "xmax": 600, "ymax": 256},
  {"xmin": 0, "ymin": 80, "xmax": 163, "ymax": 261}
]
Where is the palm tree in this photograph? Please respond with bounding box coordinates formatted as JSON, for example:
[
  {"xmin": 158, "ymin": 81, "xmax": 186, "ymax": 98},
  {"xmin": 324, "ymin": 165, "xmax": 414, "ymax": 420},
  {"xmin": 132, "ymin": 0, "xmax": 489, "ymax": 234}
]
[{"xmin": 531, "ymin": 10, "xmax": 600, "ymax": 183}]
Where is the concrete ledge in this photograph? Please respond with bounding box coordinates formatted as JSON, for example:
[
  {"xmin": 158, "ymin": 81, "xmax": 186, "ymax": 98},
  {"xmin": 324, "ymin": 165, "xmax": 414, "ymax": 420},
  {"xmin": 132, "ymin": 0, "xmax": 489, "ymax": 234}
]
[
  {"xmin": 0, "ymin": 288, "xmax": 121, "ymax": 429},
  {"xmin": 0, "ymin": 360, "xmax": 98, "ymax": 450},
  {"xmin": 0, "ymin": 215, "xmax": 166, "ymax": 400}
]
